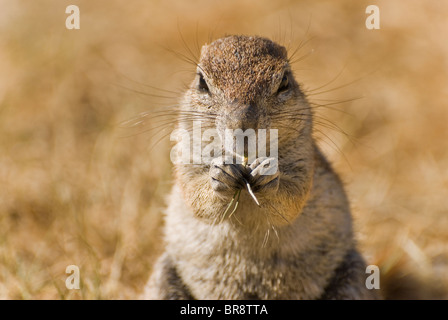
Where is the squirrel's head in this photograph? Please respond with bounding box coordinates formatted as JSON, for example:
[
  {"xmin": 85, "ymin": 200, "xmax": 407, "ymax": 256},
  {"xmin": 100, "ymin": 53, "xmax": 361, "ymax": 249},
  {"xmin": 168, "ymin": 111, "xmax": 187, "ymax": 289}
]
[
  {"xmin": 183, "ymin": 35, "xmax": 312, "ymax": 149},
  {"xmin": 175, "ymin": 35, "xmax": 316, "ymax": 227}
]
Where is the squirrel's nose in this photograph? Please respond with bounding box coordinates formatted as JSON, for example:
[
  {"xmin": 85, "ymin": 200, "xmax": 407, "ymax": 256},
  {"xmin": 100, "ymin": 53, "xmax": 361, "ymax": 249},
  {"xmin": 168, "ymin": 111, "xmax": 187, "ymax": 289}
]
[{"xmin": 225, "ymin": 104, "xmax": 259, "ymax": 131}]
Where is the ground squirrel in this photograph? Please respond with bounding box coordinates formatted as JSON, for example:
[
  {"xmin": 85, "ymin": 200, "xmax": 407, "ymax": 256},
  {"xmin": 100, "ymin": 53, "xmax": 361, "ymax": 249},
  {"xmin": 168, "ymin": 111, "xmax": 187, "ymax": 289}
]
[{"xmin": 143, "ymin": 35, "xmax": 379, "ymax": 299}]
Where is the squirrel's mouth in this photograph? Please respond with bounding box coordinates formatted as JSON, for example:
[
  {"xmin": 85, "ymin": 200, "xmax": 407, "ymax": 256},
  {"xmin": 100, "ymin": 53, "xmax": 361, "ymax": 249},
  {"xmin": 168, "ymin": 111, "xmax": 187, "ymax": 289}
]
[{"xmin": 209, "ymin": 156, "xmax": 278, "ymax": 207}]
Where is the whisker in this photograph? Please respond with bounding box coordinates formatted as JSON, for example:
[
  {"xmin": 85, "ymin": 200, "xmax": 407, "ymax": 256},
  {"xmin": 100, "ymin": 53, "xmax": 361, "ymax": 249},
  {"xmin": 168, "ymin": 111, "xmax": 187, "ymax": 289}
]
[
  {"xmin": 313, "ymin": 128, "xmax": 352, "ymax": 170},
  {"xmin": 118, "ymin": 109, "xmax": 217, "ymax": 128},
  {"xmin": 310, "ymin": 96, "xmax": 362, "ymax": 108},
  {"xmin": 119, "ymin": 116, "xmax": 215, "ymax": 132},
  {"xmin": 117, "ymin": 119, "xmax": 216, "ymax": 140},
  {"xmin": 264, "ymin": 202, "xmax": 289, "ymax": 225},
  {"xmin": 262, "ymin": 227, "xmax": 270, "ymax": 248},
  {"xmin": 305, "ymin": 73, "xmax": 372, "ymax": 97},
  {"xmin": 289, "ymin": 48, "xmax": 315, "ymax": 65},
  {"xmin": 228, "ymin": 190, "xmax": 241, "ymax": 219},
  {"xmin": 177, "ymin": 20, "xmax": 200, "ymax": 67},
  {"xmin": 272, "ymin": 224, "xmax": 279, "ymax": 243},
  {"xmin": 163, "ymin": 46, "xmax": 198, "ymax": 68},
  {"xmin": 145, "ymin": 121, "xmax": 217, "ymax": 152},
  {"xmin": 115, "ymin": 78, "xmax": 181, "ymax": 96},
  {"xmin": 220, "ymin": 191, "xmax": 237, "ymax": 224},
  {"xmin": 112, "ymin": 83, "xmax": 178, "ymax": 100},
  {"xmin": 288, "ymin": 15, "xmax": 313, "ymax": 62},
  {"xmin": 304, "ymin": 67, "xmax": 347, "ymax": 94}
]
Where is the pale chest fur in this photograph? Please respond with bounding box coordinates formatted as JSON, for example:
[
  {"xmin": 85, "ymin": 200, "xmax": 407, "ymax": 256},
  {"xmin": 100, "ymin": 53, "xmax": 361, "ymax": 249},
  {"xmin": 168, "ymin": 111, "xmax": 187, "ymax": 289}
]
[{"xmin": 164, "ymin": 184, "xmax": 351, "ymax": 299}]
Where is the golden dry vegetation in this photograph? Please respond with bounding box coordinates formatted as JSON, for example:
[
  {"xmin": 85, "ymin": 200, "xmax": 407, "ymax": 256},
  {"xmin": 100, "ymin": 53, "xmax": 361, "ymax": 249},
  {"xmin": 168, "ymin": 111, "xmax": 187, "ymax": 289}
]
[{"xmin": 0, "ymin": 0, "xmax": 447, "ymax": 299}]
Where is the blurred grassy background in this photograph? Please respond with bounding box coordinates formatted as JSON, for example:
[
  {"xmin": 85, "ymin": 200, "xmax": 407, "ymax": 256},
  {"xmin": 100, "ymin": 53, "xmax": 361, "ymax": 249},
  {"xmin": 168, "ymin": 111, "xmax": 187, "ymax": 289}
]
[{"xmin": 0, "ymin": 0, "xmax": 447, "ymax": 299}]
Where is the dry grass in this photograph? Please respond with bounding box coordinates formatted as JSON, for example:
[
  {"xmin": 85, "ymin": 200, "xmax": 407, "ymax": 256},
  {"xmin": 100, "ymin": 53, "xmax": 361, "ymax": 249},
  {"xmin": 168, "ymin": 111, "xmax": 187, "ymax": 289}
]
[{"xmin": 0, "ymin": 0, "xmax": 447, "ymax": 299}]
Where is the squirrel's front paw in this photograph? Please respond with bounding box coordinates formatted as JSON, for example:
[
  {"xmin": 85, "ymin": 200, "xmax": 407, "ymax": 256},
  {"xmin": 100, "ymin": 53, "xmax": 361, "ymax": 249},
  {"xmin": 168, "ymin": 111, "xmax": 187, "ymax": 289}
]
[
  {"xmin": 209, "ymin": 157, "xmax": 247, "ymax": 198},
  {"xmin": 248, "ymin": 157, "xmax": 280, "ymax": 197}
]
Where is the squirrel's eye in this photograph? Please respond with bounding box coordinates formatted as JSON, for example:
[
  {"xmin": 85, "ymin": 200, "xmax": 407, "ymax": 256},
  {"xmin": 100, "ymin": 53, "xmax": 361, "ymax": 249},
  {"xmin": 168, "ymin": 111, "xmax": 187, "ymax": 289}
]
[
  {"xmin": 277, "ymin": 74, "xmax": 289, "ymax": 94},
  {"xmin": 198, "ymin": 73, "xmax": 209, "ymax": 93}
]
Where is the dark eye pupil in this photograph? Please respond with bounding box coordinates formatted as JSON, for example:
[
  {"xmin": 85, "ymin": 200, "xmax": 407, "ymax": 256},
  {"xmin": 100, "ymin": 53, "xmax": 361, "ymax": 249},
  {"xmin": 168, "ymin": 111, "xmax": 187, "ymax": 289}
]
[
  {"xmin": 278, "ymin": 74, "xmax": 289, "ymax": 93},
  {"xmin": 198, "ymin": 73, "xmax": 209, "ymax": 92}
]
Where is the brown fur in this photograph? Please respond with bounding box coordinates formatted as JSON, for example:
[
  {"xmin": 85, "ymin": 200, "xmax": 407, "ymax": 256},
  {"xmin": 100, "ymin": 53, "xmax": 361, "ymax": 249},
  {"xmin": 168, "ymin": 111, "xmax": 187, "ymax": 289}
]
[{"xmin": 143, "ymin": 35, "xmax": 379, "ymax": 300}]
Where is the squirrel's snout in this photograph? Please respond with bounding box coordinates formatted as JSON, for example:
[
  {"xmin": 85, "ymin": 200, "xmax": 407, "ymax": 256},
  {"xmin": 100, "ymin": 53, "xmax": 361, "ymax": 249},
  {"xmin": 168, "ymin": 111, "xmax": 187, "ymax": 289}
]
[{"xmin": 224, "ymin": 104, "xmax": 259, "ymax": 131}]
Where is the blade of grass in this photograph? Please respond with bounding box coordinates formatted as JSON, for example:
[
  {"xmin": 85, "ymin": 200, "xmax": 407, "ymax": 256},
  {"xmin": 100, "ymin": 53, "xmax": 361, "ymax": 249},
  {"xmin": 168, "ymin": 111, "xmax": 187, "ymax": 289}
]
[{"xmin": 245, "ymin": 179, "xmax": 260, "ymax": 206}]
